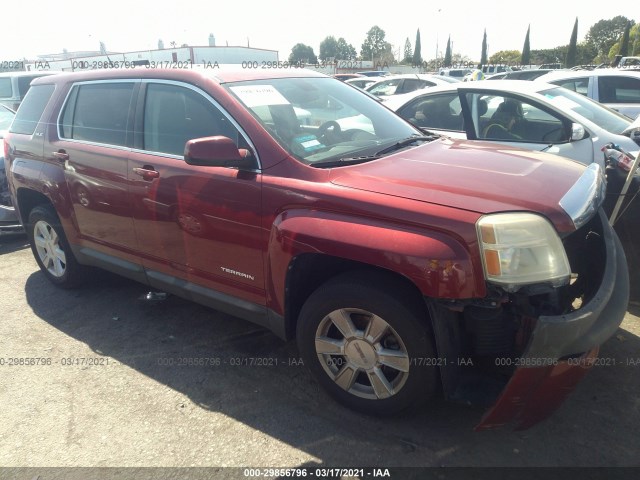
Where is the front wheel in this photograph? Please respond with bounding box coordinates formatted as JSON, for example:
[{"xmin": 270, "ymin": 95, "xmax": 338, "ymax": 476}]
[
  {"xmin": 28, "ymin": 205, "xmax": 86, "ymax": 288},
  {"xmin": 296, "ymin": 271, "xmax": 439, "ymax": 415}
]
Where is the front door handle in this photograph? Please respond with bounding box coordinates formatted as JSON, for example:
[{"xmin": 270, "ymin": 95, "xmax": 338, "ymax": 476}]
[
  {"xmin": 133, "ymin": 166, "xmax": 160, "ymax": 181},
  {"xmin": 52, "ymin": 150, "xmax": 69, "ymax": 162}
]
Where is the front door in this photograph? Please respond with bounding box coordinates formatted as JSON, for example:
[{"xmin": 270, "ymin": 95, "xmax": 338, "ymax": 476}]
[{"xmin": 128, "ymin": 81, "xmax": 265, "ymax": 304}]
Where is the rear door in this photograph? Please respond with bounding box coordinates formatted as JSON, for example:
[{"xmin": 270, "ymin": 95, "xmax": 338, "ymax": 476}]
[
  {"xmin": 53, "ymin": 80, "xmax": 139, "ymax": 257},
  {"xmin": 594, "ymin": 75, "xmax": 640, "ymax": 119},
  {"xmin": 128, "ymin": 80, "xmax": 265, "ymax": 304}
]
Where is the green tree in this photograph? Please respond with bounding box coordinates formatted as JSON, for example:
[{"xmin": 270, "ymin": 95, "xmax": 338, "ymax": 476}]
[
  {"xmin": 585, "ymin": 16, "xmax": 633, "ymax": 61},
  {"xmin": 319, "ymin": 36, "xmax": 338, "ymax": 61},
  {"xmin": 566, "ymin": 18, "xmax": 578, "ymax": 68},
  {"xmin": 489, "ymin": 50, "xmax": 521, "ymax": 65},
  {"xmin": 632, "ymin": 24, "xmax": 640, "ymax": 55},
  {"xmin": 360, "ymin": 25, "xmax": 391, "ymax": 61},
  {"xmin": 607, "ymin": 21, "xmax": 637, "ymax": 59},
  {"xmin": 521, "ymin": 25, "xmax": 531, "ymax": 65},
  {"xmin": 288, "ymin": 43, "xmax": 317, "ymax": 64},
  {"xmin": 532, "ymin": 47, "xmax": 566, "ymax": 66},
  {"xmin": 403, "ymin": 37, "xmax": 413, "ymax": 64},
  {"xmin": 620, "ymin": 21, "xmax": 632, "ymax": 57},
  {"xmin": 413, "ymin": 29, "xmax": 422, "ymax": 65},
  {"xmin": 443, "ymin": 36, "xmax": 452, "ymax": 67},
  {"xmin": 336, "ymin": 38, "xmax": 357, "ymax": 60},
  {"xmin": 480, "ymin": 29, "xmax": 488, "ymax": 67}
]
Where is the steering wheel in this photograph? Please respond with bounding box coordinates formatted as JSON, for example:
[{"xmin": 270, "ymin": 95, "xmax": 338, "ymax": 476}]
[{"xmin": 317, "ymin": 120, "xmax": 342, "ymax": 144}]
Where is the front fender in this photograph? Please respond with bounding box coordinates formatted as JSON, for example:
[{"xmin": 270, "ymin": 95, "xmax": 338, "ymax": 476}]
[{"xmin": 265, "ymin": 209, "xmax": 485, "ymax": 314}]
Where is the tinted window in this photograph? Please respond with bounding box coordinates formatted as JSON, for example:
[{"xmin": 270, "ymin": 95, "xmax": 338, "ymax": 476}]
[
  {"xmin": 61, "ymin": 83, "xmax": 134, "ymax": 146},
  {"xmin": 368, "ymin": 79, "xmax": 401, "ymax": 96},
  {"xmin": 0, "ymin": 78, "xmax": 12, "ymax": 98},
  {"xmin": 399, "ymin": 93, "xmax": 464, "ymax": 131},
  {"xmin": 401, "ymin": 79, "xmax": 434, "ymax": 93},
  {"xmin": 17, "ymin": 76, "xmax": 41, "ymax": 97},
  {"xmin": 552, "ymin": 77, "xmax": 589, "ymax": 96},
  {"xmin": 143, "ymin": 83, "xmax": 241, "ymax": 156},
  {"xmin": 10, "ymin": 84, "xmax": 55, "ymax": 135},
  {"xmin": 598, "ymin": 76, "xmax": 640, "ymax": 103}
]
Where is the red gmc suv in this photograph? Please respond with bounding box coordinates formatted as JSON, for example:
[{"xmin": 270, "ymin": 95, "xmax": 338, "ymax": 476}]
[{"xmin": 3, "ymin": 67, "xmax": 629, "ymax": 429}]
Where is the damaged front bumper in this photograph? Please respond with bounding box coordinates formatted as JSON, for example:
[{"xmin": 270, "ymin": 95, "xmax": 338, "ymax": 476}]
[{"xmin": 476, "ymin": 209, "xmax": 629, "ymax": 430}]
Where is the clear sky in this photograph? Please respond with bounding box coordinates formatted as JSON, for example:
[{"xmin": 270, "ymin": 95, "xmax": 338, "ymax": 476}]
[{"xmin": 1, "ymin": 1, "xmax": 637, "ymax": 62}]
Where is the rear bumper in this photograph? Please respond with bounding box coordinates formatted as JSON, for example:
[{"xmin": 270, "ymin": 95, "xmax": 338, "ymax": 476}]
[{"xmin": 477, "ymin": 209, "xmax": 629, "ymax": 430}]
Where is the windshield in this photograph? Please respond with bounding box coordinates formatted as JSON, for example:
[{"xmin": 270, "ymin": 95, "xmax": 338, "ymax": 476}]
[
  {"xmin": 541, "ymin": 86, "xmax": 631, "ymax": 134},
  {"xmin": 225, "ymin": 77, "xmax": 423, "ymax": 165}
]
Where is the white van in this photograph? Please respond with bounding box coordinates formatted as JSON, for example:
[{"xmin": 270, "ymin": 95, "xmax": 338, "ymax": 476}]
[{"xmin": 0, "ymin": 71, "xmax": 58, "ymax": 110}]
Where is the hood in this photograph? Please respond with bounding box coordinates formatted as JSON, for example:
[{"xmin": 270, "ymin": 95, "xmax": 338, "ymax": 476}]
[{"xmin": 330, "ymin": 138, "xmax": 584, "ymax": 233}]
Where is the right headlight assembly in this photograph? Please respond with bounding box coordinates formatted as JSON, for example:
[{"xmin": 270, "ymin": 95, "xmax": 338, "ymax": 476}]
[{"xmin": 477, "ymin": 213, "xmax": 571, "ymax": 292}]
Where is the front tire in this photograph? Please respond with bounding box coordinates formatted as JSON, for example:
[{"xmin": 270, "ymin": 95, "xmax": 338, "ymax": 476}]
[
  {"xmin": 28, "ymin": 205, "xmax": 85, "ymax": 288},
  {"xmin": 297, "ymin": 271, "xmax": 438, "ymax": 415}
]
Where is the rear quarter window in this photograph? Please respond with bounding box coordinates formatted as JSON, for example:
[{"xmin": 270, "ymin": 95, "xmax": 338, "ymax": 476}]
[{"xmin": 9, "ymin": 84, "xmax": 55, "ymax": 135}]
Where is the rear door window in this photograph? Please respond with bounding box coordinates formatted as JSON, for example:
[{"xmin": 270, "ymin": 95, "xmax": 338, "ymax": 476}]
[
  {"xmin": 598, "ymin": 76, "xmax": 640, "ymax": 103},
  {"xmin": 9, "ymin": 84, "xmax": 55, "ymax": 135},
  {"xmin": 398, "ymin": 93, "xmax": 464, "ymax": 131},
  {"xmin": 60, "ymin": 82, "xmax": 135, "ymax": 146}
]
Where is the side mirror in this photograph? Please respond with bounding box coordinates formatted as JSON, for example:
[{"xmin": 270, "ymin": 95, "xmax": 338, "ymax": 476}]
[
  {"xmin": 571, "ymin": 123, "xmax": 588, "ymax": 141},
  {"xmin": 184, "ymin": 136, "xmax": 254, "ymax": 168}
]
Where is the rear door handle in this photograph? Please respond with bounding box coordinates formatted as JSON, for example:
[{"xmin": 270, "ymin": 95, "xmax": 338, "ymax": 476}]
[{"xmin": 133, "ymin": 166, "xmax": 160, "ymax": 180}]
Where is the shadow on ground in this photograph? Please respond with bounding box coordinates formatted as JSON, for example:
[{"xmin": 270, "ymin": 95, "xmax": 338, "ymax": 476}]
[{"xmin": 23, "ymin": 269, "xmax": 640, "ymax": 467}]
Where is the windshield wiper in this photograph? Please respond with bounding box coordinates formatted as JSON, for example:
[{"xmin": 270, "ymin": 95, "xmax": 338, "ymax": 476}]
[
  {"xmin": 310, "ymin": 156, "xmax": 380, "ymax": 168},
  {"xmin": 374, "ymin": 135, "xmax": 435, "ymax": 156},
  {"xmin": 310, "ymin": 135, "xmax": 436, "ymax": 169}
]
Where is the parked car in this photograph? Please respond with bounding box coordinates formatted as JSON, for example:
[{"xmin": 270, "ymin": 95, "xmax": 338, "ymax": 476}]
[
  {"xmin": 333, "ymin": 73, "xmax": 363, "ymax": 81},
  {"xmin": 487, "ymin": 69, "xmax": 556, "ymax": 81},
  {"xmin": 384, "ymin": 80, "xmax": 640, "ymax": 168},
  {"xmin": 5, "ymin": 68, "xmax": 628, "ymax": 430},
  {"xmin": 345, "ymin": 77, "xmax": 376, "ymax": 90},
  {"xmin": 356, "ymin": 70, "xmax": 390, "ymax": 77},
  {"xmin": 439, "ymin": 68, "xmax": 472, "ymax": 78},
  {"xmin": 480, "ymin": 65, "xmax": 514, "ymax": 75},
  {"xmin": 0, "ymin": 71, "xmax": 59, "ymax": 111},
  {"xmin": 365, "ymin": 74, "xmax": 451, "ymax": 100},
  {"xmin": 536, "ymin": 69, "xmax": 640, "ymax": 119},
  {"xmin": 0, "ymin": 104, "xmax": 23, "ymax": 235}
]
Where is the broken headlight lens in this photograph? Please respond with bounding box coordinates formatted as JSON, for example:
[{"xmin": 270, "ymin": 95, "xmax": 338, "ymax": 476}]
[{"xmin": 477, "ymin": 213, "xmax": 571, "ymax": 292}]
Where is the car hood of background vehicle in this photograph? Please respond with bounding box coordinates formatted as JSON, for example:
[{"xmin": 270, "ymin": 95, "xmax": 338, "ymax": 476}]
[{"xmin": 330, "ymin": 138, "xmax": 584, "ymax": 233}]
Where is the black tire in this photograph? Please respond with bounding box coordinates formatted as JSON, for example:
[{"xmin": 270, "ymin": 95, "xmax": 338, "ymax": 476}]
[
  {"xmin": 27, "ymin": 204, "xmax": 85, "ymax": 288},
  {"xmin": 296, "ymin": 270, "xmax": 439, "ymax": 415}
]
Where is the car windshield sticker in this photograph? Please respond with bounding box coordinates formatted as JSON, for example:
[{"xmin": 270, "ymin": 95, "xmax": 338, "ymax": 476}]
[
  {"xmin": 229, "ymin": 85, "xmax": 290, "ymax": 107},
  {"xmin": 292, "ymin": 134, "xmax": 325, "ymax": 152},
  {"xmin": 544, "ymin": 94, "xmax": 580, "ymax": 111}
]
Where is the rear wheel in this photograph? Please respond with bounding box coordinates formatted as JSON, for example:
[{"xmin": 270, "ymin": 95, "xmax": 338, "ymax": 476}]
[
  {"xmin": 297, "ymin": 271, "xmax": 438, "ymax": 415},
  {"xmin": 28, "ymin": 205, "xmax": 85, "ymax": 288}
]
